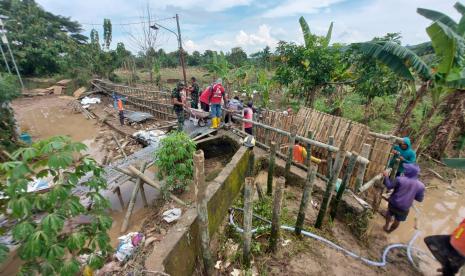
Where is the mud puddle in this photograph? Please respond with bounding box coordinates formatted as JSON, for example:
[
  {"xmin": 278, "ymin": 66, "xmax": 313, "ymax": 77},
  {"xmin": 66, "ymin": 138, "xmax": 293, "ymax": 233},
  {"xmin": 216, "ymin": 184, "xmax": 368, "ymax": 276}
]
[{"xmin": 373, "ymin": 177, "xmax": 465, "ymax": 274}]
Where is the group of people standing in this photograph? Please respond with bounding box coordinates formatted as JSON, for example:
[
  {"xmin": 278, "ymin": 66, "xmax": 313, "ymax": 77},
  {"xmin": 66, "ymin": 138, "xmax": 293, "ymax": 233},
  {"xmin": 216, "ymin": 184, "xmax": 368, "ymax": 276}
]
[{"xmin": 171, "ymin": 77, "xmax": 254, "ymax": 133}]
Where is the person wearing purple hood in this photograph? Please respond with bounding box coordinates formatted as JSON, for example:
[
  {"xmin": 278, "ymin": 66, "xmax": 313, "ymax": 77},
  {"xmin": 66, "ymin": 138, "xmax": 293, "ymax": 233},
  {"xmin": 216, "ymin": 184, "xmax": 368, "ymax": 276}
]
[{"xmin": 383, "ymin": 163, "xmax": 425, "ymax": 233}]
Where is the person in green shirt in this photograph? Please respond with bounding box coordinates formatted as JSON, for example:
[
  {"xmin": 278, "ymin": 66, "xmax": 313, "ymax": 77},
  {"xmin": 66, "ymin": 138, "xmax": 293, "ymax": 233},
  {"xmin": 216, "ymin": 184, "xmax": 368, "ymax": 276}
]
[
  {"xmin": 189, "ymin": 77, "xmax": 200, "ymax": 109},
  {"xmin": 172, "ymin": 82, "xmax": 185, "ymax": 131}
]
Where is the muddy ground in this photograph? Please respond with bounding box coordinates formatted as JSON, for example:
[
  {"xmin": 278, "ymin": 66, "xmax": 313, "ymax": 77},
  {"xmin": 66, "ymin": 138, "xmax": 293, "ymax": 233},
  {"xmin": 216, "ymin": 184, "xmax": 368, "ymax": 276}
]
[{"xmin": 210, "ymin": 168, "xmax": 465, "ymax": 276}]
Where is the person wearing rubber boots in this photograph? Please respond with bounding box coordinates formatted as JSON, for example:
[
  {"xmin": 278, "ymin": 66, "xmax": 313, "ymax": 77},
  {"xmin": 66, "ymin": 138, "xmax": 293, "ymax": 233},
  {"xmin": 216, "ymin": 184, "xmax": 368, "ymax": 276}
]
[
  {"xmin": 172, "ymin": 82, "xmax": 186, "ymax": 131},
  {"xmin": 210, "ymin": 79, "xmax": 227, "ymax": 129}
]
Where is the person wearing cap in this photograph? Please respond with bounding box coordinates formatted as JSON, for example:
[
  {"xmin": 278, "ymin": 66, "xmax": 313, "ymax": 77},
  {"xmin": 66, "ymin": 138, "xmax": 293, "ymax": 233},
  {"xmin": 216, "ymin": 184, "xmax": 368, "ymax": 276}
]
[
  {"xmin": 172, "ymin": 82, "xmax": 186, "ymax": 131},
  {"xmin": 210, "ymin": 79, "xmax": 227, "ymax": 129}
]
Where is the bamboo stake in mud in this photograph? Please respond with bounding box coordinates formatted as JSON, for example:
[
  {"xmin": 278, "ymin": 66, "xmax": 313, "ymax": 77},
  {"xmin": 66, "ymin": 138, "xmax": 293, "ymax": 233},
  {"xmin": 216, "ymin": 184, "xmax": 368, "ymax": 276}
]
[
  {"xmin": 243, "ymin": 177, "xmax": 255, "ymax": 268},
  {"xmin": 284, "ymin": 125, "xmax": 298, "ymax": 185},
  {"xmin": 295, "ymin": 165, "xmax": 317, "ymax": 236},
  {"xmin": 121, "ymin": 162, "xmax": 148, "ymax": 233},
  {"xmin": 113, "ymin": 186, "xmax": 125, "ymax": 210},
  {"xmin": 267, "ymin": 142, "xmax": 277, "ymax": 196},
  {"xmin": 111, "ymin": 132, "xmax": 128, "ymax": 159},
  {"xmin": 354, "ymin": 144, "xmax": 371, "ymax": 192},
  {"xmin": 194, "ymin": 150, "xmax": 213, "ymax": 275},
  {"xmin": 330, "ymin": 152, "xmax": 359, "ymax": 219},
  {"xmin": 139, "ymin": 183, "xmax": 148, "ymax": 208},
  {"xmin": 269, "ymin": 176, "xmax": 285, "ymax": 253},
  {"xmin": 305, "ymin": 131, "xmax": 314, "ymax": 166},
  {"xmin": 315, "ymin": 124, "xmax": 352, "ymax": 229},
  {"xmin": 247, "ymin": 148, "xmax": 255, "ymax": 177},
  {"xmin": 326, "ymin": 136, "xmax": 334, "ymax": 178}
]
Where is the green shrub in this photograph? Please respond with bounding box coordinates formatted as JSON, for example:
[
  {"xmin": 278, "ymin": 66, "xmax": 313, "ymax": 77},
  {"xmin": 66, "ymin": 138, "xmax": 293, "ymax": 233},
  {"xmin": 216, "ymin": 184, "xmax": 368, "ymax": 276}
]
[
  {"xmin": 0, "ymin": 73, "xmax": 21, "ymax": 103},
  {"xmin": 0, "ymin": 136, "xmax": 113, "ymax": 274},
  {"xmin": 154, "ymin": 132, "xmax": 196, "ymax": 195}
]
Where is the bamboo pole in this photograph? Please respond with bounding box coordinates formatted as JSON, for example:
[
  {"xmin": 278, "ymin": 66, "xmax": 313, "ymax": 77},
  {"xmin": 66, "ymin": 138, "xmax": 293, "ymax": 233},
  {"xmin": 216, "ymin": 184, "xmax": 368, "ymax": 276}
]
[
  {"xmin": 269, "ymin": 176, "xmax": 285, "ymax": 253},
  {"xmin": 326, "ymin": 136, "xmax": 334, "ymax": 178},
  {"xmin": 330, "ymin": 152, "xmax": 358, "ymax": 219},
  {"xmin": 194, "ymin": 150, "xmax": 213, "ymax": 275},
  {"xmin": 315, "ymin": 124, "xmax": 352, "ymax": 228},
  {"xmin": 354, "ymin": 144, "xmax": 371, "ymax": 192},
  {"xmin": 390, "ymin": 158, "xmax": 401, "ymax": 182},
  {"xmin": 247, "ymin": 148, "xmax": 255, "ymax": 177},
  {"xmin": 305, "ymin": 131, "xmax": 314, "ymax": 167},
  {"xmin": 114, "ymin": 186, "xmax": 125, "ymax": 209},
  {"xmin": 358, "ymin": 168, "xmax": 391, "ymax": 193},
  {"xmin": 111, "ymin": 132, "xmax": 128, "ymax": 159},
  {"xmin": 267, "ymin": 142, "xmax": 277, "ymax": 196},
  {"xmin": 295, "ymin": 165, "xmax": 317, "ymax": 236},
  {"xmin": 121, "ymin": 162, "xmax": 147, "ymax": 233},
  {"xmin": 284, "ymin": 125, "xmax": 298, "ymax": 185},
  {"xmin": 139, "ymin": 183, "xmax": 148, "ymax": 208},
  {"xmin": 232, "ymin": 115, "xmax": 339, "ymax": 152},
  {"xmin": 127, "ymin": 166, "xmax": 187, "ymax": 206},
  {"xmin": 243, "ymin": 177, "xmax": 255, "ymax": 268}
]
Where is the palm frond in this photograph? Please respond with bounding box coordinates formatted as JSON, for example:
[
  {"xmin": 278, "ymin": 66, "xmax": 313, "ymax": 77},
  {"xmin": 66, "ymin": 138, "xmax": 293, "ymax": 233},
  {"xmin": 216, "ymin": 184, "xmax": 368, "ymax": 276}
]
[
  {"xmin": 426, "ymin": 21, "xmax": 465, "ymax": 74},
  {"xmin": 352, "ymin": 41, "xmax": 432, "ymax": 80},
  {"xmin": 417, "ymin": 8, "xmax": 458, "ymax": 31},
  {"xmin": 299, "ymin": 16, "xmax": 312, "ymax": 48},
  {"xmin": 324, "ymin": 22, "xmax": 334, "ymax": 47},
  {"xmin": 454, "ymin": 2, "xmax": 465, "ymax": 16}
]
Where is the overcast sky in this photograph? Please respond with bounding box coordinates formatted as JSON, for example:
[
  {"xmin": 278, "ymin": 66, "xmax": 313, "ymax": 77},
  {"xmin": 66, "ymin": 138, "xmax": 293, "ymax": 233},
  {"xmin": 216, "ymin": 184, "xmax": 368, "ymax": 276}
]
[{"xmin": 36, "ymin": 0, "xmax": 459, "ymax": 54}]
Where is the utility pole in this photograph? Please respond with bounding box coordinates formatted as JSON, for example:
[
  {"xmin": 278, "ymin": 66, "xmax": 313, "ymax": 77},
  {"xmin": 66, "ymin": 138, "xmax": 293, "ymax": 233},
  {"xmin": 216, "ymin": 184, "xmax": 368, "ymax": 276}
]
[
  {"xmin": 0, "ymin": 17, "xmax": 24, "ymax": 90},
  {"xmin": 175, "ymin": 14, "xmax": 187, "ymax": 86},
  {"xmin": 0, "ymin": 42, "xmax": 11, "ymax": 74}
]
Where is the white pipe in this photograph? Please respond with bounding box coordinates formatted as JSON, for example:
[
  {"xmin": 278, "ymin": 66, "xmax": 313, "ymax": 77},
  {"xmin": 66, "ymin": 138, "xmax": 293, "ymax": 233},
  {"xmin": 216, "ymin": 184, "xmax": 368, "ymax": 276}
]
[{"xmin": 229, "ymin": 208, "xmax": 430, "ymax": 268}]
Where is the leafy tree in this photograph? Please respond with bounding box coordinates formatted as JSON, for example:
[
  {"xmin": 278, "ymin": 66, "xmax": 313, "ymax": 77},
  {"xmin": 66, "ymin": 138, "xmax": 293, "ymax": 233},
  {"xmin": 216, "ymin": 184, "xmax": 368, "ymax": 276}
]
[
  {"xmin": 187, "ymin": 51, "xmax": 202, "ymax": 66},
  {"xmin": 226, "ymin": 47, "xmax": 248, "ymax": 67},
  {"xmin": 0, "ymin": 73, "xmax": 20, "ymax": 156},
  {"xmin": 0, "ymin": 136, "xmax": 113, "ymax": 274},
  {"xmin": 103, "ymin": 19, "xmax": 112, "ymax": 50},
  {"xmin": 154, "ymin": 132, "xmax": 196, "ymax": 195},
  {"xmin": 0, "ymin": 0, "xmax": 87, "ymax": 75},
  {"xmin": 275, "ymin": 17, "xmax": 342, "ymax": 107}
]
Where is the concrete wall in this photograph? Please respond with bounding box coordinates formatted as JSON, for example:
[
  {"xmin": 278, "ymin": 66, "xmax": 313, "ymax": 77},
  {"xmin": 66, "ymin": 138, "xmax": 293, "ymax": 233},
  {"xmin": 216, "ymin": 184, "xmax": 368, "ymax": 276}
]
[{"xmin": 145, "ymin": 133, "xmax": 250, "ymax": 275}]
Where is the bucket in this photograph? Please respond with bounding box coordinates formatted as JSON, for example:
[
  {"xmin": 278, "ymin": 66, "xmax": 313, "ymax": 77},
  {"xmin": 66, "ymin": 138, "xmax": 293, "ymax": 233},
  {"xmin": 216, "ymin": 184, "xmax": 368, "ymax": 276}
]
[{"xmin": 19, "ymin": 132, "xmax": 32, "ymax": 145}]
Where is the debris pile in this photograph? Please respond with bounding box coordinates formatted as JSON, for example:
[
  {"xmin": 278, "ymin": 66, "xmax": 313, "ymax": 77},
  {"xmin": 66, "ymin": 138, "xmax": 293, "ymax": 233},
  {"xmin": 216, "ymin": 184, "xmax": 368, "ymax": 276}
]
[{"xmin": 95, "ymin": 130, "xmax": 141, "ymax": 165}]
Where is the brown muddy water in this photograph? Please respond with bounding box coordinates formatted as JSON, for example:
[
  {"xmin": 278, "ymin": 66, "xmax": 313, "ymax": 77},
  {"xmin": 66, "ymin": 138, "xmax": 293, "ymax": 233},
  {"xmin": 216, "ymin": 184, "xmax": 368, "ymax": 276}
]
[
  {"xmin": 4, "ymin": 96, "xmax": 158, "ymax": 274},
  {"xmin": 374, "ymin": 177, "xmax": 465, "ymax": 274}
]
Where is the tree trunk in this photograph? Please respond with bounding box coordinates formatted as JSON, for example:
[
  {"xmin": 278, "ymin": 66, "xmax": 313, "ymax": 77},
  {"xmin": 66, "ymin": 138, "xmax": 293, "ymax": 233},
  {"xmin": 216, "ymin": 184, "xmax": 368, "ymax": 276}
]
[
  {"xmin": 412, "ymin": 104, "xmax": 438, "ymax": 152},
  {"xmin": 362, "ymin": 99, "xmax": 372, "ymax": 124},
  {"xmin": 394, "ymin": 82, "xmax": 429, "ymax": 136},
  {"xmin": 428, "ymin": 90, "xmax": 465, "ymax": 159}
]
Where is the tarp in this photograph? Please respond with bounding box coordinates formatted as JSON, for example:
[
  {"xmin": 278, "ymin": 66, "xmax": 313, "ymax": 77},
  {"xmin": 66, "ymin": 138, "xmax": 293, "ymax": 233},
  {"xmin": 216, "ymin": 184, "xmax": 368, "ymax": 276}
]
[
  {"xmin": 442, "ymin": 158, "xmax": 465, "ymax": 170},
  {"xmin": 124, "ymin": 110, "xmax": 154, "ymax": 123}
]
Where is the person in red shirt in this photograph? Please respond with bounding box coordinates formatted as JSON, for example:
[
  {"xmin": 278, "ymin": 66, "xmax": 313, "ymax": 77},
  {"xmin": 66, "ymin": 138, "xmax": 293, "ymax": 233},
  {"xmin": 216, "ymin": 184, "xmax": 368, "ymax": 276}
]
[
  {"xmin": 199, "ymin": 85, "xmax": 213, "ymax": 112},
  {"xmin": 209, "ymin": 79, "xmax": 227, "ymax": 129},
  {"xmin": 424, "ymin": 219, "xmax": 465, "ymax": 275}
]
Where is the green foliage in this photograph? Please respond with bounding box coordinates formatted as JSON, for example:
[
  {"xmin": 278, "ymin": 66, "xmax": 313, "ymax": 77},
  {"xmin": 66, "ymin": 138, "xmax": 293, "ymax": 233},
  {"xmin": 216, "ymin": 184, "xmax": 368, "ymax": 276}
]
[
  {"xmin": 103, "ymin": 19, "xmax": 112, "ymax": 50},
  {"xmin": 0, "ymin": 0, "xmax": 87, "ymax": 76},
  {"xmin": 0, "ymin": 74, "xmax": 20, "ymax": 103},
  {"xmin": 154, "ymin": 132, "xmax": 196, "ymax": 194},
  {"xmin": 0, "ymin": 136, "xmax": 112, "ymax": 274},
  {"xmin": 226, "ymin": 47, "xmax": 248, "ymax": 67}
]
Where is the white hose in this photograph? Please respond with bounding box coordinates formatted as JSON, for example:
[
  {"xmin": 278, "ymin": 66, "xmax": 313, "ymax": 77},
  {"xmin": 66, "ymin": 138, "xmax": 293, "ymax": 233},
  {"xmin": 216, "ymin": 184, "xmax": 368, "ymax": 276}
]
[{"xmin": 228, "ymin": 208, "xmax": 429, "ymax": 268}]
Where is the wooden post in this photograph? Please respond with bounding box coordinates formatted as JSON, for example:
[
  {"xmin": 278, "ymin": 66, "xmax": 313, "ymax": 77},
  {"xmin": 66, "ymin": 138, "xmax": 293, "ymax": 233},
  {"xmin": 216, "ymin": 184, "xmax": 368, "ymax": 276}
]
[
  {"xmin": 139, "ymin": 184, "xmax": 148, "ymax": 208},
  {"xmin": 305, "ymin": 131, "xmax": 314, "ymax": 166},
  {"xmin": 330, "ymin": 152, "xmax": 358, "ymax": 219},
  {"xmin": 194, "ymin": 150, "xmax": 213, "ymax": 275},
  {"xmin": 354, "ymin": 144, "xmax": 371, "ymax": 192},
  {"xmin": 127, "ymin": 166, "xmax": 187, "ymax": 206},
  {"xmin": 269, "ymin": 176, "xmax": 285, "ymax": 253},
  {"xmin": 315, "ymin": 124, "xmax": 351, "ymax": 228},
  {"xmin": 284, "ymin": 125, "xmax": 298, "ymax": 185},
  {"xmin": 255, "ymin": 181, "xmax": 264, "ymax": 201},
  {"xmin": 295, "ymin": 165, "xmax": 317, "ymax": 236},
  {"xmin": 114, "ymin": 186, "xmax": 125, "ymax": 210},
  {"xmin": 111, "ymin": 132, "xmax": 127, "ymax": 159},
  {"xmin": 121, "ymin": 162, "xmax": 147, "ymax": 233},
  {"xmin": 326, "ymin": 136, "xmax": 335, "ymax": 178},
  {"xmin": 247, "ymin": 148, "xmax": 255, "ymax": 177},
  {"xmin": 243, "ymin": 177, "xmax": 255, "ymax": 268},
  {"xmin": 267, "ymin": 142, "xmax": 277, "ymax": 196},
  {"xmin": 390, "ymin": 158, "xmax": 401, "ymax": 182}
]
